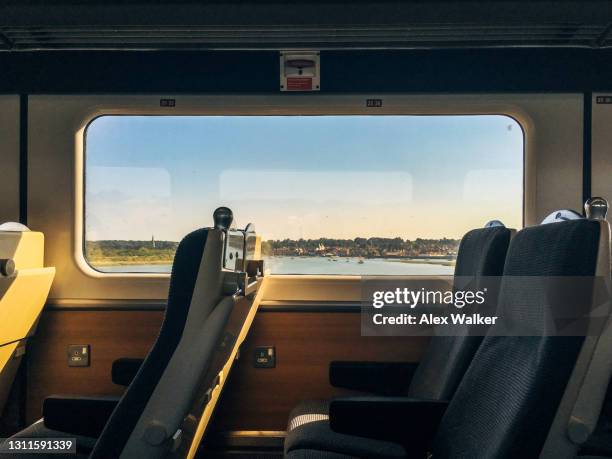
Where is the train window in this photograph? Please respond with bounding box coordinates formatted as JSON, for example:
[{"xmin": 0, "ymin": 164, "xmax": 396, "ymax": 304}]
[{"xmin": 84, "ymin": 115, "xmax": 523, "ymax": 275}]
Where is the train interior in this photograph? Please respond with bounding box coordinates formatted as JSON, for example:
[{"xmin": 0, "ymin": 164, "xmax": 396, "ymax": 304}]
[{"xmin": 3, "ymin": 1, "xmax": 612, "ymax": 458}]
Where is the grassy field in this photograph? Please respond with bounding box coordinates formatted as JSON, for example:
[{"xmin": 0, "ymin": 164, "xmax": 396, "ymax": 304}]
[{"xmin": 85, "ymin": 240, "xmax": 178, "ymax": 265}]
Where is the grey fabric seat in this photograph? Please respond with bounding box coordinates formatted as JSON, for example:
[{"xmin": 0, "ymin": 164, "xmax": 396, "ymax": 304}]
[
  {"xmin": 286, "ymin": 400, "xmax": 406, "ymax": 458},
  {"xmin": 288, "ymin": 218, "xmax": 607, "ymax": 459},
  {"xmin": 285, "ymin": 225, "xmax": 513, "ymax": 458}
]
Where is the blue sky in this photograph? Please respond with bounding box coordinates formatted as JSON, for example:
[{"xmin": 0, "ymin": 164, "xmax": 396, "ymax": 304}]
[{"xmin": 85, "ymin": 115, "xmax": 523, "ymax": 241}]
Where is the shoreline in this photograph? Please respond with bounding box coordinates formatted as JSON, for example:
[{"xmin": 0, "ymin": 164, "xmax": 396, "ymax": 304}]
[
  {"xmin": 87, "ymin": 259, "xmax": 174, "ymax": 266},
  {"xmin": 88, "ymin": 256, "xmax": 456, "ymax": 267}
]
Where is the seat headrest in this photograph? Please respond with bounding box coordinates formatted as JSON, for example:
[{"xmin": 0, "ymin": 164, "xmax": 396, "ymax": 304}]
[
  {"xmin": 541, "ymin": 209, "xmax": 583, "ymax": 225},
  {"xmin": 454, "ymin": 225, "xmax": 512, "ymax": 278},
  {"xmin": 485, "ymin": 220, "xmax": 505, "ymax": 228},
  {"xmin": 0, "ymin": 222, "xmax": 30, "ymax": 232},
  {"xmin": 500, "ymin": 219, "xmax": 601, "ymax": 335}
]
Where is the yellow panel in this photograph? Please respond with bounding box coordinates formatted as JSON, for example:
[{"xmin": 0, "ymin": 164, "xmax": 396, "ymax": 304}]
[
  {"xmin": 0, "ymin": 232, "xmax": 45, "ymax": 270},
  {"xmin": 0, "ymin": 268, "xmax": 55, "ymax": 346}
]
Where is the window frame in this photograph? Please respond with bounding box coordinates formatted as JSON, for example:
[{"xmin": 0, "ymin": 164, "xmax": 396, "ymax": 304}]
[{"xmin": 78, "ymin": 102, "xmax": 526, "ymax": 279}]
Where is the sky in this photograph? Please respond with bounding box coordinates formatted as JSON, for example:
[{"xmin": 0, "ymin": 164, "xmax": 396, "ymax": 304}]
[{"xmin": 85, "ymin": 115, "xmax": 523, "ymax": 242}]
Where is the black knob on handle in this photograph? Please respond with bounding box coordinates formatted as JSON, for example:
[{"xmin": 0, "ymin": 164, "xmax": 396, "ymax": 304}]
[
  {"xmin": 0, "ymin": 259, "xmax": 15, "ymax": 277},
  {"xmin": 585, "ymin": 197, "xmax": 609, "ymax": 220},
  {"xmin": 213, "ymin": 207, "xmax": 234, "ymax": 230}
]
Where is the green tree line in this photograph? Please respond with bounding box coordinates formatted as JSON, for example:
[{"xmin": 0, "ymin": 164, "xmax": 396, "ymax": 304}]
[{"xmin": 86, "ymin": 236, "xmax": 460, "ymax": 266}]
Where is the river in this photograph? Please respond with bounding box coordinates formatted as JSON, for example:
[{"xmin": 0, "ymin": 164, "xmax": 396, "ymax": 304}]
[{"xmin": 98, "ymin": 256, "xmax": 455, "ymax": 275}]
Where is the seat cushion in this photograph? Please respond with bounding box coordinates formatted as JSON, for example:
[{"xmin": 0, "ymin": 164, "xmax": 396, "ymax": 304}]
[
  {"xmin": 287, "ymin": 399, "xmax": 330, "ymax": 433},
  {"xmin": 285, "ymin": 400, "xmax": 406, "ymax": 459}
]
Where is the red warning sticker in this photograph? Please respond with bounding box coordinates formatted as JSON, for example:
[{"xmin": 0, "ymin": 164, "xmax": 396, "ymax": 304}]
[{"xmin": 286, "ymin": 77, "xmax": 313, "ymax": 91}]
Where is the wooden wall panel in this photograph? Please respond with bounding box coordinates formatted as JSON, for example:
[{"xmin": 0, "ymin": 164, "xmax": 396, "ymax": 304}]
[
  {"xmin": 26, "ymin": 310, "xmax": 163, "ymax": 422},
  {"xmin": 25, "ymin": 309, "xmax": 427, "ymax": 431},
  {"xmin": 212, "ymin": 311, "xmax": 429, "ymax": 431}
]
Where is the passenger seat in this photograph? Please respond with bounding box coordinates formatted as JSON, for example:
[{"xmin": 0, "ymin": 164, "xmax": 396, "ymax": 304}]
[
  {"xmin": 284, "ymin": 222, "xmax": 513, "ymax": 458},
  {"xmin": 0, "ymin": 223, "xmax": 55, "ymax": 424},
  {"xmin": 5, "ymin": 210, "xmax": 236, "ymax": 458},
  {"xmin": 287, "ymin": 215, "xmax": 609, "ymax": 458}
]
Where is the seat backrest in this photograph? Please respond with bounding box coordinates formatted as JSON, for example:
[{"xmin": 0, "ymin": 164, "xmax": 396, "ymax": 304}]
[
  {"xmin": 120, "ymin": 221, "xmax": 261, "ymax": 457},
  {"xmin": 432, "ymin": 219, "xmax": 604, "ymax": 458},
  {"xmin": 406, "ymin": 225, "xmax": 512, "ymax": 400},
  {"xmin": 91, "ymin": 228, "xmax": 212, "ymax": 459},
  {"xmin": 0, "ymin": 224, "xmax": 54, "ymax": 422}
]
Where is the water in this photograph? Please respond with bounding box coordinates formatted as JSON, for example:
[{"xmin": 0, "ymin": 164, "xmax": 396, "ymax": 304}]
[
  {"xmin": 99, "ymin": 264, "xmax": 173, "ymax": 273},
  {"xmin": 98, "ymin": 256, "xmax": 454, "ymax": 275}
]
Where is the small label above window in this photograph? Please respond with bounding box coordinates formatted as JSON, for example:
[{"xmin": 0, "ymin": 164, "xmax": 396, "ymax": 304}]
[
  {"xmin": 160, "ymin": 99, "xmax": 176, "ymax": 107},
  {"xmin": 596, "ymin": 96, "xmax": 612, "ymax": 104},
  {"xmin": 366, "ymin": 99, "xmax": 383, "ymax": 108}
]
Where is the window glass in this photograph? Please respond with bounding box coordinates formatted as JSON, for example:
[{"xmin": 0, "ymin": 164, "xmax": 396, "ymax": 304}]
[{"xmin": 84, "ymin": 115, "xmax": 523, "ymax": 275}]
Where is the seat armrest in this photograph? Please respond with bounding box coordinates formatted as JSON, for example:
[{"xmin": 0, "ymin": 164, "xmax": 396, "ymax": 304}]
[
  {"xmin": 112, "ymin": 358, "xmax": 144, "ymax": 386},
  {"xmin": 329, "ymin": 361, "xmax": 418, "ymax": 395},
  {"xmin": 329, "ymin": 396, "xmax": 448, "ymax": 451},
  {"xmin": 43, "ymin": 395, "xmax": 120, "ymax": 438}
]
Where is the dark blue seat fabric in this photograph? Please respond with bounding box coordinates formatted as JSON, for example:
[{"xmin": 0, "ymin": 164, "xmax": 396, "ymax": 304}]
[
  {"xmin": 285, "ymin": 226, "xmax": 512, "ymax": 458},
  {"xmin": 287, "ymin": 219, "xmax": 602, "ymax": 459},
  {"xmin": 90, "ymin": 229, "xmax": 209, "ymax": 459},
  {"xmin": 406, "ymin": 225, "xmax": 511, "ymax": 401},
  {"xmin": 432, "ymin": 219, "xmax": 600, "ymax": 458}
]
